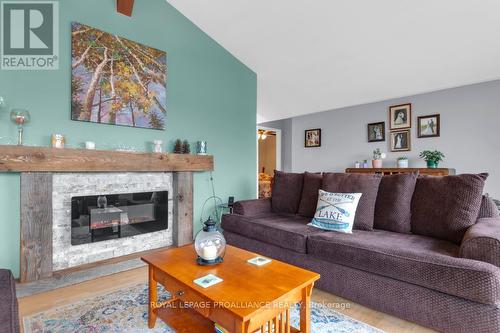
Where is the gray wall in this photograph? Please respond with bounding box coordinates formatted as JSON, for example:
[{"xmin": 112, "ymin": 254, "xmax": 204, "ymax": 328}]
[{"xmin": 269, "ymin": 80, "xmax": 500, "ymax": 198}]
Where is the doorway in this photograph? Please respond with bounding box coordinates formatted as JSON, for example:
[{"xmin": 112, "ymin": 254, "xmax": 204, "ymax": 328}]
[{"xmin": 257, "ymin": 126, "xmax": 281, "ymax": 198}]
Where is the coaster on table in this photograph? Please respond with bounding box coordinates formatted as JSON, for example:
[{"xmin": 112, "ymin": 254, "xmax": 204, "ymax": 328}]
[
  {"xmin": 193, "ymin": 274, "xmax": 223, "ymax": 288},
  {"xmin": 247, "ymin": 256, "xmax": 272, "ymax": 266}
]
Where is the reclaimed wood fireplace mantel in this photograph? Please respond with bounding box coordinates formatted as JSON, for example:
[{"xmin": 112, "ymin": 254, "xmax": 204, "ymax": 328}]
[
  {"xmin": 0, "ymin": 145, "xmax": 213, "ymax": 172},
  {"xmin": 0, "ymin": 145, "xmax": 214, "ymax": 282}
]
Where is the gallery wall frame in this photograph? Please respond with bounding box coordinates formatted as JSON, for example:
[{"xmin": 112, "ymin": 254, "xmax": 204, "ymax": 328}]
[
  {"xmin": 367, "ymin": 122, "xmax": 385, "ymax": 142},
  {"xmin": 390, "ymin": 129, "xmax": 411, "ymax": 152},
  {"xmin": 305, "ymin": 128, "xmax": 321, "ymax": 147},
  {"xmin": 417, "ymin": 114, "xmax": 441, "ymax": 138},
  {"xmin": 389, "ymin": 103, "xmax": 412, "ymax": 130}
]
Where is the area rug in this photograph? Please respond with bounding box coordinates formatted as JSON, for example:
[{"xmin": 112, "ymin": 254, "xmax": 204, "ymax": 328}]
[{"xmin": 23, "ymin": 283, "xmax": 385, "ymax": 333}]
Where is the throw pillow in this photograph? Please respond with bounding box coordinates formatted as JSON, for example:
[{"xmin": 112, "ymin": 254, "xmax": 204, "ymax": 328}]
[
  {"xmin": 298, "ymin": 172, "xmax": 323, "ymax": 217},
  {"xmin": 322, "ymin": 173, "xmax": 382, "ymax": 230},
  {"xmin": 478, "ymin": 194, "xmax": 500, "ymax": 219},
  {"xmin": 271, "ymin": 171, "xmax": 304, "ymax": 214},
  {"xmin": 374, "ymin": 172, "xmax": 418, "ymax": 233},
  {"xmin": 411, "ymin": 173, "xmax": 488, "ymax": 244},
  {"xmin": 308, "ymin": 190, "xmax": 362, "ymax": 233}
]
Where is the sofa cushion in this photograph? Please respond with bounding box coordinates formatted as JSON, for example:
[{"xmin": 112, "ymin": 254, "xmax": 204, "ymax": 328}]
[
  {"xmin": 0, "ymin": 269, "xmax": 19, "ymax": 333},
  {"xmin": 221, "ymin": 213, "xmax": 325, "ymax": 254},
  {"xmin": 374, "ymin": 172, "xmax": 418, "ymax": 233},
  {"xmin": 298, "ymin": 172, "xmax": 323, "ymax": 217},
  {"xmin": 411, "ymin": 173, "xmax": 488, "ymax": 244},
  {"xmin": 322, "ymin": 173, "xmax": 382, "ymax": 231},
  {"xmin": 271, "ymin": 171, "xmax": 304, "ymax": 214},
  {"xmin": 307, "ymin": 230, "xmax": 500, "ymax": 305}
]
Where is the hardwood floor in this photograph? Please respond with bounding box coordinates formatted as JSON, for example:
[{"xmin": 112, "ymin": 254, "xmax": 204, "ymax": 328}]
[
  {"xmin": 311, "ymin": 289, "xmax": 435, "ymax": 333},
  {"xmin": 18, "ymin": 267, "xmax": 436, "ymax": 333}
]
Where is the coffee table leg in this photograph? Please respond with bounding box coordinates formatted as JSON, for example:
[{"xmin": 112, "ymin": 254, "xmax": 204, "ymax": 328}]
[
  {"xmin": 235, "ymin": 319, "xmax": 250, "ymax": 333},
  {"xmin": 148, "ymin": 265, "xmax": 158, "ymax": 328},
  {"xmin": 300, "ymin": 283, "xmax": 313, "ymax": 333}
]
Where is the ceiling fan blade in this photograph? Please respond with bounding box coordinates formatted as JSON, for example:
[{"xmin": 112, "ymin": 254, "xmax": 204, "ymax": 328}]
[{"xmin": 117, "ymin": 0, "xmax": 135, "ymax": 17}]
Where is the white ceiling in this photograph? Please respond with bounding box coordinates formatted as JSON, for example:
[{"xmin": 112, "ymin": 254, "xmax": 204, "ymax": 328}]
[{"xmin": 166, "ymin": 0, "xmax": 500, "ymax": 122}]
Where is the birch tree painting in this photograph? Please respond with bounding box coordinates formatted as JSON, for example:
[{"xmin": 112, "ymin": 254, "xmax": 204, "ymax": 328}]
[{"xmin": 71, "ymin": 22, "xmax": 167, "ymax": 130}]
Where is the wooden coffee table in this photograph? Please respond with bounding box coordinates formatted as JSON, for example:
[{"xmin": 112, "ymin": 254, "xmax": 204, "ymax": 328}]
[{"xmin": 142, "ymin": 245, "xmax": 320, "ymax": 333}]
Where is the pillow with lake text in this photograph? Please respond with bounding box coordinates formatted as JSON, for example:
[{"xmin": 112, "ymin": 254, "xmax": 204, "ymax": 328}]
[{"xmin": 308, "ymin": 190, "xmax": 362, "ymax": 233}]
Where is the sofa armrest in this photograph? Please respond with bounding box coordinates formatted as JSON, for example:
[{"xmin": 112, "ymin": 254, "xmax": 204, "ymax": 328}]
[
  {"xmin": 460, "ymin": 218, "xmax": 500, "ymax": 267},
  {"xmin": 233, "ymin": 198, "xmax": 272, "ymax": 216}
]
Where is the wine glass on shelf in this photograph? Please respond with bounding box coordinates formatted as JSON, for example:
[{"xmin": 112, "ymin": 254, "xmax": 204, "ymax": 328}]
[
  {"xmin": 0, "ymin": 95, "xmax": 7, "ymax": 112},
  {"xmin": 10, "ymin": 109, "xmax": 30, "ymax": 145},
  {"xmin": 0, "ymin": 96, "xmax": 7, "ymax": 145}
]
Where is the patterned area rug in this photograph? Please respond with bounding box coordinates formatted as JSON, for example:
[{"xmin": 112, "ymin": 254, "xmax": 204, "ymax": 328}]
[{"xmin": 23, "ymin": 283, "xmax": 385, "ymax": 333}]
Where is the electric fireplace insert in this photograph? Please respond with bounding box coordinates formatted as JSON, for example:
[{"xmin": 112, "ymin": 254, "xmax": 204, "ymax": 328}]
[{"xmin": 70, "ymin": 191, "xmax": 168, "ymax": 245}]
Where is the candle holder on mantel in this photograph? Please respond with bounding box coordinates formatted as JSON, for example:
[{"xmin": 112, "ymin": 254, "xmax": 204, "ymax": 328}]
[
  {"xmin": 194, "ymin": 216, "xmax": 226, "ymax": 266},
  {"xmin": 10, "ymin": 109, "xmax": 30, "ymax": 145}
]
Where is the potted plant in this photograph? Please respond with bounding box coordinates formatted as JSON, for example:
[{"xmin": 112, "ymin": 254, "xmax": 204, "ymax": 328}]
[
  {"xmin": 419, "ymin": 150, "xmax": 445, "ymax": 168},
  {"xmin": 397, "ymin": 156, "xmax": 409, "ymax": 168},
  {"xmin": 372, "ymin": 148, "xmax": 386, "ymax": 168}
]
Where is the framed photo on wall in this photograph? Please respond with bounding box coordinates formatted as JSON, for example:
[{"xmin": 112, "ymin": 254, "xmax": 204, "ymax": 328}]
[
  {"xmin": 389, "ymin": 103, "xmax": 411, "ymax": 130},
  {"xmin": 418, "ymin": 114, "xmax": 440, "ymax": 138},
  {"xmin": 390, "ymin": 129, "xmax": 411, "ymax": 152},
  {"xmin": 305, "ymin": 128, "xmax": 321, "ymax": 147},
  {"xmin": 367, "ymin": 122, "xmax": 385, "ymax": 142}
]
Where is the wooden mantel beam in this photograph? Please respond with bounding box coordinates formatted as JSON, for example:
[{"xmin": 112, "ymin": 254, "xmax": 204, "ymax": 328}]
[
  {"xmin": 0, "ymin": 145, "xmax": 214, "ymax": 172},
  {"xmin": 117, "ymin": 0, "xmax": 135, "ymax": 17}
]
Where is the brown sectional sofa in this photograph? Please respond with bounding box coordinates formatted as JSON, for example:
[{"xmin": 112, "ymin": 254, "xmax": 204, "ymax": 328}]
[
  {"xmin": 0, "ymin": 269, "xmax": 20, "ymax": 333},
  {"xmin": 221, "ymin": 171, "xmax": 500, "ymax": 333}
]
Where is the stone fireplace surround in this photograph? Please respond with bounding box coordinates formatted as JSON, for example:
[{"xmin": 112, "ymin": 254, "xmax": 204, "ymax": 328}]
[
  {"xmin": 52, "ymin": 172, "xmax": 174, "ymax": 270},
  {"xmin": 20, "ymin": 170, "xmax": 195, "ymax": 283}
]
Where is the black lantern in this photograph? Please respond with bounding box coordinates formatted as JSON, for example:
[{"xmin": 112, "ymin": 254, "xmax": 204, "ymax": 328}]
[{"xmin": 194, "ymin": 217, "xmax": 226, "ymax": 266}]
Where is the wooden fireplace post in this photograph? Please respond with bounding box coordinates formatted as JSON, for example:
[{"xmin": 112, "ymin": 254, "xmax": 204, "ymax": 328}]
[
  {"xmin": 20, "ymin": 173, "xmax": 53, "ymax": 282},
  {"xmin": 173, "ymin": 172, "xmax": 194, "ymax": 246}
]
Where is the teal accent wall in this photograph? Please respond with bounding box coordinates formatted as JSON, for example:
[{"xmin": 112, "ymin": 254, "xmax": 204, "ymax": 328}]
[{"xmin": 0, "ymin": 0, "xmax": 257, "ymax": 277}]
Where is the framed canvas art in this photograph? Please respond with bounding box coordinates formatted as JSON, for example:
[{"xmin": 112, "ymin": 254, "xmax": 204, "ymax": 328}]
[
  {"xmin": 418, "ymin": 114, "xmax": 440, "ymax": 138},
  {"xmin": 389, "ymin": 103, "xmax": 411, "ymax": 130},
  {"xmin": 71, "ymin": 22, "xmax": 167, "ymax": 130},
  {"xmin": 367, "ymin": 122, "xmax": 385, "ymax": 142},
  {"xmin": 305, "ymin": 129, "xmax": 321, "ymax": 147},
  {"xmin": 390, "ymin": 129, "xmax": 411, "ymax": 152}
]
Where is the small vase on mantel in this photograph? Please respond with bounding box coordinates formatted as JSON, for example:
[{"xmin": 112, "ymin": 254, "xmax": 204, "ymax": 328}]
[{"xmin": 372, "ymin": 159, "xmax": 383, "ymax": 168}]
